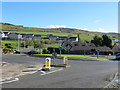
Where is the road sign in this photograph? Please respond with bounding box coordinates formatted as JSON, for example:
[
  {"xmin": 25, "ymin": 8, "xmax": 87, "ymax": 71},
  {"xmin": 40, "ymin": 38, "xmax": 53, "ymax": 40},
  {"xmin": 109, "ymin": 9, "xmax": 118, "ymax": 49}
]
[
  {"xmin": 59, "ymin": 47, "xmax": 62, "ymax": 51},
  {"xmin": 97, "ymin": 50, "xmax": 100, "ymax": 52},
  {"xmin": 96, "ymin": 50, "xmax": 100, "ymax": 54},
  {"xmin": 45, "ymin": 57, "xmax": 51, "ymax": 69},
  {"xmin": 59, "ymin": 47, "xmax": 62, "ymax": 56},
  {"xmin": 96, "ymin": 50, "xmax": 100, "ymax": 58}
]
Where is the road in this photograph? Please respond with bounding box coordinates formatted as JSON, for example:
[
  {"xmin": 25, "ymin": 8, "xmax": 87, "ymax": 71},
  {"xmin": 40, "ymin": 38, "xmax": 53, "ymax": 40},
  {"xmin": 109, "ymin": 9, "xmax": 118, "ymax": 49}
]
[{"xmin": 2, "ymin": 54, "xmax": 118, "ymax": 88}]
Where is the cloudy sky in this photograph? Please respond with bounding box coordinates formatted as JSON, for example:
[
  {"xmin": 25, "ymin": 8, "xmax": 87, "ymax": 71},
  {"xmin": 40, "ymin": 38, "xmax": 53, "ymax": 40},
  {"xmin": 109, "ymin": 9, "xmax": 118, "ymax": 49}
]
[{"xmin": 2, "ymin": 2, "xmax": 118, "ymax": 33}]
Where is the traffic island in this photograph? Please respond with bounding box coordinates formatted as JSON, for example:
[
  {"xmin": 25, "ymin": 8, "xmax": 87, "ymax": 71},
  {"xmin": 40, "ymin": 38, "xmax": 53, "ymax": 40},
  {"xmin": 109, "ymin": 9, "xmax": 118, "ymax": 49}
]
[
  {"xmin": 41, "ymin": 57, "xmax": 69, "ymax": 71},
  {"xmin": 32, "ymin": 54, "xmax": 109, "ymax": 61}
]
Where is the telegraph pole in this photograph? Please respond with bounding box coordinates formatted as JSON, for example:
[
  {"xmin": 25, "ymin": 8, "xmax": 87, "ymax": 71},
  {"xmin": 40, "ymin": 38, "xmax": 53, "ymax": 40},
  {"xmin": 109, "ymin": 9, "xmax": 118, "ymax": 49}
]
[{"xmin": 18, "ymin": 37, "xmax": 19, "ymax": 50}]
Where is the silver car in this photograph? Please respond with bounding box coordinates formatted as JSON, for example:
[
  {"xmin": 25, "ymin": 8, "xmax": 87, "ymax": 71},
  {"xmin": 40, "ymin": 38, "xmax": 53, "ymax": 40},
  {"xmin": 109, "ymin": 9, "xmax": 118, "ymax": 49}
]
[{"xmin": 116, "ymin": 53, "xmax": 120, "ymax": 60}]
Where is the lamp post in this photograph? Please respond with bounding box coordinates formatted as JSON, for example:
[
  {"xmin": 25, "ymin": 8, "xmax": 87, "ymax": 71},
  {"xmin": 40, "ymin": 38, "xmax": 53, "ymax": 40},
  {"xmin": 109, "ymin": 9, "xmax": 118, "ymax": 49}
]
[
  {"xmin": 18, "ymin": 35, "xmax": 21, "ymax": 50},
  {"xmin": 24, "ymin": 39, "xmax": 25, "ymax": 49},
  {"xmin": 18, "ymin": 37, "xmax": 19, "ymax": 50}
]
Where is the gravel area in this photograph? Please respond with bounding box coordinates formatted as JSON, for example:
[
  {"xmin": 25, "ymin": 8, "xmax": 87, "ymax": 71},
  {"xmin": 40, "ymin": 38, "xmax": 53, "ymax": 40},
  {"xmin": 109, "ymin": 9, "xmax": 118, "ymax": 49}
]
[
  {"xmin": 1, "ymin": 61, "xmax": 43, "ymax": 81},
  {"xmin": 105, "ymin": 73, "xmax": 120, "ymax": 88}
]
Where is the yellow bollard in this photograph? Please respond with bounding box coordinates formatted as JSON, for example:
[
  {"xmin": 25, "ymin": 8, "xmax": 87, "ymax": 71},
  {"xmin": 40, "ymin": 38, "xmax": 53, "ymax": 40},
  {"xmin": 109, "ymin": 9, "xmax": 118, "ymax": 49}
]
[
  {"xmin": 63, "ymin": 57, "xmax": 68, "ymax": 65},
  {"xmin": 45, "ymin": 57, "xmax": 51, "ymax": 69}
]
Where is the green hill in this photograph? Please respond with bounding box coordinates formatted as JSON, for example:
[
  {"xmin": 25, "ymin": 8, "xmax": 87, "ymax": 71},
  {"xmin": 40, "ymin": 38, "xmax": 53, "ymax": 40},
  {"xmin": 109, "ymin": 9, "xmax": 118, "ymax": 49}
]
[{"xmin": 1, "ymin": 23, "xmax": 119, "ymax": 41}]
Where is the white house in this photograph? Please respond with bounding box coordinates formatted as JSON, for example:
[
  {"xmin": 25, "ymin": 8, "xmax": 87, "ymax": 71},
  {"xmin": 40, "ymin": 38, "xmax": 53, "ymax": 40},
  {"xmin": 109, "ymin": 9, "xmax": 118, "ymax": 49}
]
[
  {"xmin": 0, "ymin": 32, "xmax": 10, "ymax": 38},
  {"xmin": 3, "ymin": 32, "xmax": 10, "ymax": 38}
]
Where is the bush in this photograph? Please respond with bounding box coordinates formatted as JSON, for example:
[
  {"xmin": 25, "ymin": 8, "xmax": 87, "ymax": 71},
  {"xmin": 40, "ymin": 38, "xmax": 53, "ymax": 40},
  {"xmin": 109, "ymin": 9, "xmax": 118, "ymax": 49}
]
[
  {"xmin": 99, "ymin": 50, "xmax": 114, "ymax": 55},
  {"xmin": 3, "ymin": 48, "xmax": 14, "ymax": 54},
  {"xmin": 5, "ymin": 43, "xmax": 14, "ymax": 49},
  {"xmin": 42, "ymin": 49, "xmax": 49, "ymax": 54},
  {"xmin": 47, "ymin": 47, "xmax": 67, "ymax": 54},
  {"xmin": 105, "ymin": 50, "xmax": 114, "ymax": 55}
]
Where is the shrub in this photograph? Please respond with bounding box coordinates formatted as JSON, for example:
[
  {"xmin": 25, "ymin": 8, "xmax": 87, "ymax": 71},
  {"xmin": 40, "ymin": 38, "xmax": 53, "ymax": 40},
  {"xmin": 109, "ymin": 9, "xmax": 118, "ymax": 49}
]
[
  {"xmin": 42, "ymin": 48, "xmax": 49, "ymax": 54},
  {"xmin": 47, "ymin": 47, "xmax": 67, "ymax": 54},
  {"xmin": 3, "ymin": 48, "xmax": 14, "ymax": 54},
  {"xmin": 5, "ymin": 43, "xmax": 14, "ymax": 49},
  {"xmin": 99, "ymin": 50, "xmax": 114, "ymax": 55}
]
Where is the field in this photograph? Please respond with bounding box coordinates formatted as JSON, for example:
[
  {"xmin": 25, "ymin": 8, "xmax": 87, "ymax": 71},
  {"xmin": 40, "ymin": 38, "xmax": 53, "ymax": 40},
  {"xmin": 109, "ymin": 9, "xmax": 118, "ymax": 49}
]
[{"xmin": 2, "ymin": 40, "xmax": 18, "ymax": 49}]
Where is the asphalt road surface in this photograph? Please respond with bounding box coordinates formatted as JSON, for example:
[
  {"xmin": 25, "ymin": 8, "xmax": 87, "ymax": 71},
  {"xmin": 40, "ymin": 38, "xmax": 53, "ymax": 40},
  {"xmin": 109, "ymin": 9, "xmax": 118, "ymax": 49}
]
[{"xmin": 2, "ymin": 54, "xmax": 118, "ymax": 88}]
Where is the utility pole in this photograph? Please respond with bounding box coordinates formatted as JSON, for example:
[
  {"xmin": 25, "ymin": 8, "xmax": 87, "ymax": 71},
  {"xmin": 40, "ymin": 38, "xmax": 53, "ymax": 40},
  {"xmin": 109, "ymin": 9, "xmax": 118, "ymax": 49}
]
[
  {"xmin": 24, "ymin": 39, "xmax": 25, "ymax": 49},
  {"xmin": 18, "ymin": 35, "xmax": 21, "ymax": 50},
  {"xmin": 18, "ymin": 37, "xmax": 19, "ymax": 50}
]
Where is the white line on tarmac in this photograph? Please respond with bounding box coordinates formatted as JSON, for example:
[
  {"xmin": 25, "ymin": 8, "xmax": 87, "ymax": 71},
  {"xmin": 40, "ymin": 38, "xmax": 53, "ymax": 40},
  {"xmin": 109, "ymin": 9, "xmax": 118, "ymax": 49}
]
[
  {"xmin": 29, "ymin": 68, "xmax": 42, "ymax": 74},
  {"xmin": 1, "ymin": 68, "xmax": 42, "ymax": 84},
  {"xmin": 41, "ymin": 68, "xmax": 63, "ymax": 76},
  {"xmin": 0, "ymin": 78, "xmax": 19, "ymax": 84},
  {"xmin": 66, "ymin": 65, "xmax": 71, "ymax": 68},
  {"xmin": 40, "ymin": 71, "xmax": 46, "ymax": 74}
]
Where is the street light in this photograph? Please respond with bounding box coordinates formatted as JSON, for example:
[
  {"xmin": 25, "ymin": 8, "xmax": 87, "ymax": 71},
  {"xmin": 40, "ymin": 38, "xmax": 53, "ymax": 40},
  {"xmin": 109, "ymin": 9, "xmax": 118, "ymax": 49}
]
[{"xmin": 18, "ymin": 35, "xmax": 21, "ymax": 50}]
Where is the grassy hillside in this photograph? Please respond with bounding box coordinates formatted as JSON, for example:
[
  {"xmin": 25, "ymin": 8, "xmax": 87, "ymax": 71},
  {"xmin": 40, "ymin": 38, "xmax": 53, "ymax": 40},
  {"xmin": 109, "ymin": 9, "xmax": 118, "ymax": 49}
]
[{"xmin": 1, "ymin": 23, "xmax": 119, "ymax": 41}]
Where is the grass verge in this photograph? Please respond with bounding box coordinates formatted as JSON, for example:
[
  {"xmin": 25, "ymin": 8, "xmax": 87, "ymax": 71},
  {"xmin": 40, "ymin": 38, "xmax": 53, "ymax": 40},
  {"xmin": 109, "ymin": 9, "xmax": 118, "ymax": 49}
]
[{"xmin": 35, "ymin": 54, "xmax": 103, "ymax": 59}]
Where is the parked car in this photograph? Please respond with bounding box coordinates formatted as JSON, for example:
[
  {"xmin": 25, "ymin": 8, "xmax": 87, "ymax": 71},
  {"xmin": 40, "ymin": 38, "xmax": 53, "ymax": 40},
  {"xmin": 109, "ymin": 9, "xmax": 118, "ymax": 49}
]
[
  {"xmin": 116, "ymin": 53, "xmax": 120, "ymax": 60},
  {"xmin": 14, "ymin": 50, "xmax": 20, "ymax": 54},
  {"xmin": 25, "ymin": 50, "xmax": 41, "ymax": 55}
]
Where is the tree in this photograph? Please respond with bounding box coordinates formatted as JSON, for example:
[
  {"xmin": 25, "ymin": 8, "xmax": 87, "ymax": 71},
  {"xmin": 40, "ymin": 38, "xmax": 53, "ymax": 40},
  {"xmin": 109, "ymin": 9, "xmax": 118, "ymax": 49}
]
[
  {"xmin": 102, "ymin": 35, "xmax": 112, "ymax": 48},
  {"xmin": 92, "ymin": 35, "xmax": 102, "ymax": 46},
  {"xmin": 5, "ymin": 43, "xmax": 14, "ymax": 49},
  {"xmin": 25, "ymin": 39, "xmax": 33, "ymax": 46},
  {"xmin": 33, "ymin": 39, "xmax": 44, "ymax": 48}
]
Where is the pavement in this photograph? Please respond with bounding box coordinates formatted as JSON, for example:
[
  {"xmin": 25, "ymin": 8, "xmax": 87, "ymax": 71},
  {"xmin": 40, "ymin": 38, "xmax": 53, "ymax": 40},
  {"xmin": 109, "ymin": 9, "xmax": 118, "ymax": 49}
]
[{"xmin": 2, "ymin": 54, "xmax": 118, "ymax": 88}]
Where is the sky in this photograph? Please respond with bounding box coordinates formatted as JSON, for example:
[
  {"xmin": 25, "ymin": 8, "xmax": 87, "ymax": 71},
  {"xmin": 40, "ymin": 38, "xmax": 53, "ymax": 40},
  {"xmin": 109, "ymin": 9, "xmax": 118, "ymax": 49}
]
[{"xmin": 2, "ymin": 2, "xmax": 118, "ymax": 33}]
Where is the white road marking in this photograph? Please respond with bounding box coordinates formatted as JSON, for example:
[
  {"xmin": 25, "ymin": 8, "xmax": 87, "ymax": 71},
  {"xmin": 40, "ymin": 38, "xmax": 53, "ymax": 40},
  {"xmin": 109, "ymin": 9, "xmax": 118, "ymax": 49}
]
[
  {"xmin": 1, "ymin": 68, "xmax": 42, "ymax": 84},
  {"xmin": 41, "ymin": 71, "xmax": 46, "ymax": 74},
  {"xmin": 41, "ymin": 68, "xmax": 63, "ymax": 76},
  {"xmin": 29, "ymin": 71, "xmax": 38, "ymax": 74},
  {"xmin": 66, "ymin": 65, "xmax": 71, "ymax": 68},
  {"xmin": 0, "ymin": 78, "xmax": 19, "ymax": 84}
]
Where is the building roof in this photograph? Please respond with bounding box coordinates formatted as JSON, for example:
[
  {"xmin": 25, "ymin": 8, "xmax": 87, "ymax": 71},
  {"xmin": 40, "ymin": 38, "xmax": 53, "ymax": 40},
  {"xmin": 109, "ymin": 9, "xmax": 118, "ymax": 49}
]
[
  {"xmin": 58, "ymin": 36, "xmax": 68, "ymax": 39},
  {"xmin": 112, "ymin": 43, "xmax": 120, "ymax": 52},
  {"xmin": 9, "ymin": 33, "xmax": 19, "ymax": 35},
  {"xmin": 3, "ymin": 32, "xmax": 10, "ymax": 35},
  {"xmin": 34, "ymin": 35, "xmax": 41, "ymax": 37},
  {"xmin": 62, "ymin": 41, "xmax": 111, "ymax": 52},
  {"xmin": 69, "ymin": 37, "xmax": 77, "ymax": 39}
]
